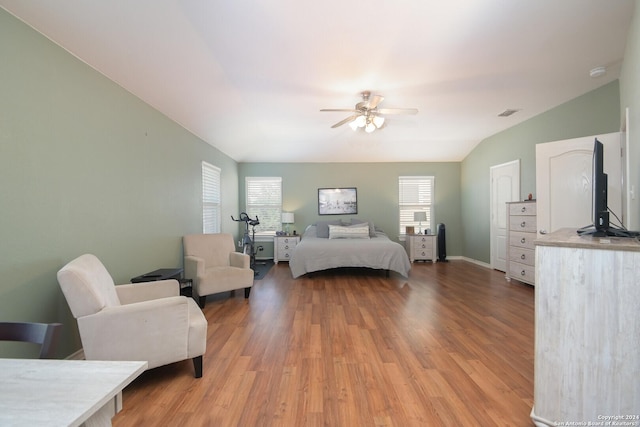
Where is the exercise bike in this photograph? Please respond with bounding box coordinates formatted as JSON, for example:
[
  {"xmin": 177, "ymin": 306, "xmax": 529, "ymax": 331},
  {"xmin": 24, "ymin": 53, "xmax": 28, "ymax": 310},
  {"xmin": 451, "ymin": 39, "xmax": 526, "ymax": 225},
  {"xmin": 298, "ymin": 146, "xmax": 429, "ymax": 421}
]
[{"xmin": 231, "ymin": 212, "xmax": 264, "ymax": 272}]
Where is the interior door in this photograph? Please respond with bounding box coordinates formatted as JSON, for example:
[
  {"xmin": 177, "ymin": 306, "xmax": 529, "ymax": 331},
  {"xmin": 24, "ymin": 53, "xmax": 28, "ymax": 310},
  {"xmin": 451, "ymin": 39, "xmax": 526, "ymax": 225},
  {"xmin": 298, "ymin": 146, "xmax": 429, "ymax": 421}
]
[
  {"xmin": 536, "ymin": 132, "xmax": 622, "ymax": 235},
  {"xmin": 490, "ymin": 160, "xmax": 520, "ymax": 271}
]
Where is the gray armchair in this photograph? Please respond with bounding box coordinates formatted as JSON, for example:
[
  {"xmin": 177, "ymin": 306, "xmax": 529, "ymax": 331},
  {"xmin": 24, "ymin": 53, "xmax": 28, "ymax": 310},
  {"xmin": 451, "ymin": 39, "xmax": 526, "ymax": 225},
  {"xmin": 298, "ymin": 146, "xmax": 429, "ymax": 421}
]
[
  {"xmin": 57, "ymin": 254, "xmax": 207, "ymax": 378},
  {"xmin": 183, "ymin": 233, "xmax": 254, "ymax": 308}
]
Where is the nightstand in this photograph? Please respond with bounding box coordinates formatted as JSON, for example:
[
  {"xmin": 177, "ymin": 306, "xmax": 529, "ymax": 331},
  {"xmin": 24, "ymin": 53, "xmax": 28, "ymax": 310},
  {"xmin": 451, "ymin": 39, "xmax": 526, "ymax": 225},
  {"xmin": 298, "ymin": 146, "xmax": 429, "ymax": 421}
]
[
  {"xmin": 273, "ymin": 235, "xmax": 300, "ymax": 263},
  {"xmin": 405, "ymin": 234, "xmax": 437, "ymax": 262}
]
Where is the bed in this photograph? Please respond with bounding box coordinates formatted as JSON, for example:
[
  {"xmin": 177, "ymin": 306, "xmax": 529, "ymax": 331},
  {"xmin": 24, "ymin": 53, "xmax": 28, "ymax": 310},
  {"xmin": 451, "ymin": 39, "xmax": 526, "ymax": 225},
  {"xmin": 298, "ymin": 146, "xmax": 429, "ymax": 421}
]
[{"xmin": 288, "ymin": 220, "xmax": 411, "ymax": 278}]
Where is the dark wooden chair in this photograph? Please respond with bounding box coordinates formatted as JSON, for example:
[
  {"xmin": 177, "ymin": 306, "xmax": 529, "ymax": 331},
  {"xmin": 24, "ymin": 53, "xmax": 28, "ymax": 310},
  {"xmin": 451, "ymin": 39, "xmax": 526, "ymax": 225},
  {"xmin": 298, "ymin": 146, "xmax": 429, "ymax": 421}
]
[{"xmin": 0, "ymin": 322, "xmax": 63, "ymax": 359}]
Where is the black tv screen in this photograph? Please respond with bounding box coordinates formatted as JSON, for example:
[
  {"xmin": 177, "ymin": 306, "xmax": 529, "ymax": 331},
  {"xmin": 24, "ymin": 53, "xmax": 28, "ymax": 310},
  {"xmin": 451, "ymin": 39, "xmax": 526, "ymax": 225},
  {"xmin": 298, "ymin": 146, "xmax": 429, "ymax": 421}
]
[{"xmin": 592, "ymin": 138, "xmax": 609, "ymax": 232}]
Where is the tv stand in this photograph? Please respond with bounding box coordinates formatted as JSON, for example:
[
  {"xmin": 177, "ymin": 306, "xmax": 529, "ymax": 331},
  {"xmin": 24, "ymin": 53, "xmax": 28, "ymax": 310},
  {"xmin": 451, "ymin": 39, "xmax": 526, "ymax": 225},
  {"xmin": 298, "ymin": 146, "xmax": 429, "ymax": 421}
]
[{"xmin": 577, "ymin": 224, "xmax": 640, "ymax": 238}]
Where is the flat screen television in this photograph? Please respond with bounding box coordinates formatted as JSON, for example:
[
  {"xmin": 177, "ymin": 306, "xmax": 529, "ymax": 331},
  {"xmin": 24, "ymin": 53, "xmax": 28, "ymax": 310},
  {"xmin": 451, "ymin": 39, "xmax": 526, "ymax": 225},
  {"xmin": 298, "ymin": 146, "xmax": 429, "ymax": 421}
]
[
  {"xmin": 592, "ymin": 138, "xmax": 609, "ymax": 233},
  {"xmin": 578, "ymin": 138, "xmax": 638, "ymax": 237}
]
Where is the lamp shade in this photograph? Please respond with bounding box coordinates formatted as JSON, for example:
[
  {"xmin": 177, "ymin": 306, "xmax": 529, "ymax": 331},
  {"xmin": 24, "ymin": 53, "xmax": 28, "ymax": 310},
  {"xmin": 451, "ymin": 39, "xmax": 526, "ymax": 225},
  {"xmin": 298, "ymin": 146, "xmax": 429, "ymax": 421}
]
[
  {"xmin": 413, "ymin": 211, "xmax": 427, "ymax": 222},
  {"xmin": 282, "ymin": 212, "xmax": 295, "ymax": 224}
]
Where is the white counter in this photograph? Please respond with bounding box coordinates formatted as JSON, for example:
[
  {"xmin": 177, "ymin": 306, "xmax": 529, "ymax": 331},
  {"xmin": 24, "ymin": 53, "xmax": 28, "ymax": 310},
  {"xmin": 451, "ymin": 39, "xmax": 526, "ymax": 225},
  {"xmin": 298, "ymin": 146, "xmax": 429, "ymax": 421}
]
[{"xmin": 0, "ymin": 358, "xmax": 147, "ymax": 427}]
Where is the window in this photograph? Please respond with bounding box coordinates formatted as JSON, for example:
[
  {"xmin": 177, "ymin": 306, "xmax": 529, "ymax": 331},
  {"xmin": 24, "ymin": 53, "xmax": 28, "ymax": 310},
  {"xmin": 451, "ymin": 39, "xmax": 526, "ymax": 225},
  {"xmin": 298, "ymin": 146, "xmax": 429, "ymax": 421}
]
[
  {"xmin": 399, "ymin": 176, "xmax": 434, "ymax": 235},
  {"xmin": 202, "ymin": 162, "xmax": 221, "ymax": 233},
  {"xmin": 246, "ymin": 177, "xmax": 282, "ymax": 236}
]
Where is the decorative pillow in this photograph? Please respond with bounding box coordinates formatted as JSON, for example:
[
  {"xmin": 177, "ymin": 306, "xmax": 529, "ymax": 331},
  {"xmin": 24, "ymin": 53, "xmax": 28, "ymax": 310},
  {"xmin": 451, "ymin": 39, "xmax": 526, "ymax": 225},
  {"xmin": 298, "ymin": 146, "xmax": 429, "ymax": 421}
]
[
  {"xmin": 328, "ymin": 224, "xmax": 370, "ymax": 239},
  {"xmin": 316, "ymin": 220, "xmax": 342, "ymax": 238},
  {"xmin": 350, "ymin": 219, "xmax": 377, "ymax": 237}
]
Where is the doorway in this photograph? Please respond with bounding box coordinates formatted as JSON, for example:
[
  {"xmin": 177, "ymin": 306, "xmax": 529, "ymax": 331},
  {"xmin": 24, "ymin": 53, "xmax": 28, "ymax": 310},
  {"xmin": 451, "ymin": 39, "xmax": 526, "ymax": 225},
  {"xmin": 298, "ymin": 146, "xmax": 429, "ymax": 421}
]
[{"xmin": 490, "ymin": 160, "xmax": 520, "ymax": 272}]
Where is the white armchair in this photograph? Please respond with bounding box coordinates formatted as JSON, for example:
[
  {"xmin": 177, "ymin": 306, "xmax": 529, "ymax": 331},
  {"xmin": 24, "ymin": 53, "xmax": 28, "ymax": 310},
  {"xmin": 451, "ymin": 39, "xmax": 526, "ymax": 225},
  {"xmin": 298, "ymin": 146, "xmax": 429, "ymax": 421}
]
[
  {"xmin": 57, "ymin": 254, "xmax": 207, "ymax": 378},
  {"xmin": 183, "ymin": 233, "xmax": 254, "ymax": 308}
]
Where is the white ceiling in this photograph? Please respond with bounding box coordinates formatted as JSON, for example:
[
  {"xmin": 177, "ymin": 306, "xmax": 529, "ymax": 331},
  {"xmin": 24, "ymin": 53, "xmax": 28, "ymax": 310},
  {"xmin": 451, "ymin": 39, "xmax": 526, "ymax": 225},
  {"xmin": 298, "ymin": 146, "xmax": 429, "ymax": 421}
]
[{"xmin": 2, "ymin": 1, "xmax": 634, "ymax": 163}]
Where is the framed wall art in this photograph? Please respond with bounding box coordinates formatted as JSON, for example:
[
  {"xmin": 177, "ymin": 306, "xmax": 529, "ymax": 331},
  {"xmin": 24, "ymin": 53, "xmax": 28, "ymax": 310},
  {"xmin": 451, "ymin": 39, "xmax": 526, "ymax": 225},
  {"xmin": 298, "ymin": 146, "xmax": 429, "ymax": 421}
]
[{"xmin": 318, "ymin": 187, "xmax": 358, "ymax": 215}]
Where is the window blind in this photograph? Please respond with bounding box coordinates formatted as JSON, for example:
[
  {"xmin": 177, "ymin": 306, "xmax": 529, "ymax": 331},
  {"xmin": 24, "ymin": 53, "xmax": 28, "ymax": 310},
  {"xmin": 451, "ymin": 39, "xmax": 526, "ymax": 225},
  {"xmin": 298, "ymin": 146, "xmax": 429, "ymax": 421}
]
[
  {"xmin": 246, "ymin": 177, "xmax": 282, "ymax": 235},
  {"xmin": 398, "ymin": 176, "xmax": 435, "ymax": 235},
  {"xmin": 202, "ymin": 162, "xmax": 221, "ymax": 233}
]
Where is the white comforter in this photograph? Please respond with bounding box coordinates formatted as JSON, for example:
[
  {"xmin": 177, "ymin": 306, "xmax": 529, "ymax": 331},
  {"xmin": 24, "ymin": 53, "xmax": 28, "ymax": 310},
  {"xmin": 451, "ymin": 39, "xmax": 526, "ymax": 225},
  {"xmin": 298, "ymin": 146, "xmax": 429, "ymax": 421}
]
[{"xmin": 288, "ymin": 225, "xmax": 411, "ymax": 278}]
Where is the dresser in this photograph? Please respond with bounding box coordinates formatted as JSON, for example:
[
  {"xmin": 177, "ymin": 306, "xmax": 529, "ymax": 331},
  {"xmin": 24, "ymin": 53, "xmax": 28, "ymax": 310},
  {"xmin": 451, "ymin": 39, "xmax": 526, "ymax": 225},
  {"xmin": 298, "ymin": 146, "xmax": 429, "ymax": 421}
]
[
  {"xmin": 405, "ymin": 234, "xmax": 437, "ymax": 262},
  {"xmin": 505, "ymin": 200, "xmax": 537, "ymax": 285},
  {"xmin": 531, "ymin": 229, "xmax": 640, "ymax": 426},
  {"xmin": 273, "ymin": 235, "xmax": 300, "ymax": 263}
]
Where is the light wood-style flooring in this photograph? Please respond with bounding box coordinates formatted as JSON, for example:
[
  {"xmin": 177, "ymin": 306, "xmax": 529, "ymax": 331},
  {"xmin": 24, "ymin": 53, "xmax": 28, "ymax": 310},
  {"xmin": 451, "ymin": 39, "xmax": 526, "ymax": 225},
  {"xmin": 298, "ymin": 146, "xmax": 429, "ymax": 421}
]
[{"xmin": 113, "ymin": 260, "xmax": 535, "ymax": 426}]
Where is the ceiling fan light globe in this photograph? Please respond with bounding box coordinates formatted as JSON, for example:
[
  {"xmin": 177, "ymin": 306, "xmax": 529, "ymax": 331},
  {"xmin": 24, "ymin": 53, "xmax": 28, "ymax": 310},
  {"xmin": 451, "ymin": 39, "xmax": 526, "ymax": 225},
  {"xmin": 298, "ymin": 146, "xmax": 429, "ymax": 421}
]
[
  {"xmin": 349, "ymin": 121, "xmax": 359, "ymax": 131},
  {"xmin": 365, "ymin": 122, "xmax": 376, "ymax": 133},
  {"xmin": 373, "ymin": 116, "xmax": 385, "ymax": 128},
  {"xmin": 355, "ymin": 115, "xmax": 366, "ymax": 127}
]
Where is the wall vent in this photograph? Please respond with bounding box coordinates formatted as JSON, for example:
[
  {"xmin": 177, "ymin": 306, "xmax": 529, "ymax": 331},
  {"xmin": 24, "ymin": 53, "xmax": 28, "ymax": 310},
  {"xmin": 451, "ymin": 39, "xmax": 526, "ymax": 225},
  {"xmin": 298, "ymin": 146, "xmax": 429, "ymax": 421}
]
[{"xmin": 498, "ymin": 109, "xmax": 521, "ymax": 117}]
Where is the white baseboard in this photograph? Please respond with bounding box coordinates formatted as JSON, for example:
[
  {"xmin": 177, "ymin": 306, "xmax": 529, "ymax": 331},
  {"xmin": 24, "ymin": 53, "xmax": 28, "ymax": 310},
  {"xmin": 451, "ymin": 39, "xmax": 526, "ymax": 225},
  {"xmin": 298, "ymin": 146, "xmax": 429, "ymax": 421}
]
[{"xmin": 459, "ymin": 256, "xmax": 492, "ymax": 269}]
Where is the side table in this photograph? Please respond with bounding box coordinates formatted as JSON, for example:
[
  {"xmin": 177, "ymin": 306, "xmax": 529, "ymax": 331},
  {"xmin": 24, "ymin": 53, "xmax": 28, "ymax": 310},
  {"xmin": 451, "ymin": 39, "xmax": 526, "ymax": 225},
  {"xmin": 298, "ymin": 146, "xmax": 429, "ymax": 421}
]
[
  {"xmin": 131, "ymin": 268, "xmax": 192, "ymax": 297},
  {"xmin": 273, "ymin": 235, "xmax": 300, "ymax": 263}
]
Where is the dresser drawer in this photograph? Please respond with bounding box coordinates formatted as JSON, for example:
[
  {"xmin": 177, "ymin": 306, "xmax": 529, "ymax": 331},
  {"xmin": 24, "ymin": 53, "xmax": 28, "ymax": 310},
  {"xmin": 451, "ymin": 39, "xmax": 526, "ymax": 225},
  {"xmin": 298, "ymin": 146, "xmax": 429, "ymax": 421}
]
[
  {"xmin": 509, "ymin": 262, "xmax": 535, "ymax": 284},
  {"xmin": 413, "ymin": 244, "xmax": 434, "ymax": 259},
  {"xmin": 509, "ymin": 202, "xmax": 536, "ymax": 216},
  {"xmin": 509, "ymin": 231, "xmax": 536, "ymax": 250},
  {"xmin": 509, "ymin": 216, "xmax": 537, "ymax": 233},
  {"xmin": 509, "ymin": 247, "xmax": 535, "ymax": 267}
]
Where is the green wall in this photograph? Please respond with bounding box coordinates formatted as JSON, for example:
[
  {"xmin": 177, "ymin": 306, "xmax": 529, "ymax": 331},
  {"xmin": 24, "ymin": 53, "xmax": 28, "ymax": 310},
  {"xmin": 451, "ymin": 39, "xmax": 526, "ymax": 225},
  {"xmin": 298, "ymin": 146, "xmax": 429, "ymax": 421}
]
[
  {"xmin": 460, "ymin": 81, "xmax": 622, "ymax": 264},
  {"xmin": 0, "ymin": 9, "xmax": 239, "ymax": 358},
  {"xmin": 238, "ymin": 162, "xmax": 462, "ymax": 258}
]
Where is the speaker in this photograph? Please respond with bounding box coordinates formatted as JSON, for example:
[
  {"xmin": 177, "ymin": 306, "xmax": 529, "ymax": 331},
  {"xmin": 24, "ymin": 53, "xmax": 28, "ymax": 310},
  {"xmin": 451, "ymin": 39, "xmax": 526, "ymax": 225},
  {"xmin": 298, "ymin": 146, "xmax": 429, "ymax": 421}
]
[{"xmin": 437, "ymin": 223, "xmax": 448, "ymax": 262}]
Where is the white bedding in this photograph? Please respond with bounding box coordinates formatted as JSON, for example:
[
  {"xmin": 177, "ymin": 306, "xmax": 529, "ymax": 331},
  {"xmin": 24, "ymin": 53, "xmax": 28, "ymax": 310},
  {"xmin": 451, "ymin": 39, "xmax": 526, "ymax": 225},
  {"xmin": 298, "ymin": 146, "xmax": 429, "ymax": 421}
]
[{"xmin": 288, "ymin": 225, "xmax": 411, "ymax": 278}]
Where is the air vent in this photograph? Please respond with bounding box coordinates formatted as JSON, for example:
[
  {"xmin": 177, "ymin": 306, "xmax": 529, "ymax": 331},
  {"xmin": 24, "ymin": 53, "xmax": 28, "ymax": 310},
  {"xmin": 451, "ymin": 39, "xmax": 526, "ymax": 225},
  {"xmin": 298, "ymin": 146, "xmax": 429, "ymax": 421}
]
[{"xmin": 498, "ymin": 109, "xmax": 521, "ymax": 117}]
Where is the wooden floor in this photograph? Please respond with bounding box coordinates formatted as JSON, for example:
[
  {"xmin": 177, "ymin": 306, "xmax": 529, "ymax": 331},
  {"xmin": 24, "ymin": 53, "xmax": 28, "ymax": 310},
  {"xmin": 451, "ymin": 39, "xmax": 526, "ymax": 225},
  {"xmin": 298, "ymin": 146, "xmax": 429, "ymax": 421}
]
[{"xmin": 113, "ymin": 260, "xmax": 535, "ymax": 426}]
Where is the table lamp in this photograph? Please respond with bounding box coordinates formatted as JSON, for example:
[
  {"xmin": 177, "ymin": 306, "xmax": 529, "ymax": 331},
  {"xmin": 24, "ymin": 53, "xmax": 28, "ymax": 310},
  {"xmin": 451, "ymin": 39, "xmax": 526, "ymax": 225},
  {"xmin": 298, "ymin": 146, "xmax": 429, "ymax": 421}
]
[
  {"xmin": 414, "ymin": 211, "xmax": 427, "ymax": 234},
  {"xmin": 282, "ymin": 212, "xmax": 295, "ymax": 235}
]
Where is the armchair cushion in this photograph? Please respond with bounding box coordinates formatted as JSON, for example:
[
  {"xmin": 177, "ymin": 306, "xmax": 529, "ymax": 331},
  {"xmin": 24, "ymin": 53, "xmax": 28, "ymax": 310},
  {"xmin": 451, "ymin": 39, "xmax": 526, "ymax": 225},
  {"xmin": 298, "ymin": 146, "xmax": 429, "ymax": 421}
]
[
  {"xmin": 115, "ymin": 279, "xmax": 178, "ymax": 305},
  {"xmin": 57, "ymin": 254, "xmax": 121, "ymax": 318}
]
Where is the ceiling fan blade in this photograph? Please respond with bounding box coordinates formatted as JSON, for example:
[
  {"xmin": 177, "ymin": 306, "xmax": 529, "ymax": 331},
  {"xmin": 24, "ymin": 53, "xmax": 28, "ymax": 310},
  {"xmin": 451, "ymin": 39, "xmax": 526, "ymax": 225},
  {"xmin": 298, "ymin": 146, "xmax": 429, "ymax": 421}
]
[
  {"xmin": 367, "ymin": 95, "xmax": 384, "ymax": 109},
  {"xmin": 320, "ymin": 108, "xmax": 359, "ymax": 113},
  {"xmin": 376, "ymin": 108, "xmax": 419, "ymax": 115},
  {"xmin": 331, "ymin": 114, "xmax": 360, "ymax": 128}
]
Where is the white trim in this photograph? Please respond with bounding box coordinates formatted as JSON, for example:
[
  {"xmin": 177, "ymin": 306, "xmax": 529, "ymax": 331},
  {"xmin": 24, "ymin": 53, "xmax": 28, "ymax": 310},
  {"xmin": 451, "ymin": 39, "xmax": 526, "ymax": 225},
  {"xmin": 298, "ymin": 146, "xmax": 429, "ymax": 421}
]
[{"xmin": 458, "ymin": 256, "xmax": 491, "ymax": 269}]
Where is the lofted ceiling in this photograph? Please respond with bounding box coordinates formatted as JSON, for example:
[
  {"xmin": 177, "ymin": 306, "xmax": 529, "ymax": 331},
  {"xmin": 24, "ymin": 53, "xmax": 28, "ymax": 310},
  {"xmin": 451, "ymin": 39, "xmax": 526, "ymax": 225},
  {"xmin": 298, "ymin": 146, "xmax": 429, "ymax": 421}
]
[{"xmin": 1, "ymin": 1, "xmax": 634, "ymax": 163}]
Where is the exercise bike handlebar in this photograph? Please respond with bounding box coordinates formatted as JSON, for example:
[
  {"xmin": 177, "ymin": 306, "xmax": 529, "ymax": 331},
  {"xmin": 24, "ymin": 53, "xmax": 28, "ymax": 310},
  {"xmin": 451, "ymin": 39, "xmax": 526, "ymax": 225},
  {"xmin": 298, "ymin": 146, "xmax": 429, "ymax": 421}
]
[{"xmin": 231, "ymin": 212, "xmax": 260, "ymax": 226}]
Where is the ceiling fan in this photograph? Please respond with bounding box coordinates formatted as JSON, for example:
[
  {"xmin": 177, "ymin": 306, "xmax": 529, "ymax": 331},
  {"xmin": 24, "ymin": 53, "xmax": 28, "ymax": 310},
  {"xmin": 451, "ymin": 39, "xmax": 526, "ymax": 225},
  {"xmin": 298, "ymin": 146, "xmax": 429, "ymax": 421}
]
[{"xmin": 320, "ymin": 91, "xmax": 418, "ymax": 133}]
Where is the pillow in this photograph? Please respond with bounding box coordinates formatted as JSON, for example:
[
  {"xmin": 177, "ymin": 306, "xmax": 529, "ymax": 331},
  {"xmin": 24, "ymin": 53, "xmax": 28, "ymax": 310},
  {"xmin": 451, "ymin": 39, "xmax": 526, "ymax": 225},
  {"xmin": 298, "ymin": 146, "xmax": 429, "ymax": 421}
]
[
  {"xmin": 316, "ymin": 220, "xmax": 342, "ymax": 238},
  {"xmin": 328, "ymin": 224, "xmax": 370, "ymax": 239},
  {"xmin": 350, "ymin": 218, "xmax": 377, "ymax": 237}
]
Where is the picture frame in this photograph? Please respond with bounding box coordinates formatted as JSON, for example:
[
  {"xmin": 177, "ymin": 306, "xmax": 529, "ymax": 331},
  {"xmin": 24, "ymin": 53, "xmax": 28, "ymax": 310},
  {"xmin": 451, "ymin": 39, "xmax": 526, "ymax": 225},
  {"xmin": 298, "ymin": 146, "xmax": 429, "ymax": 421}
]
[
  {"xmin": 405, "ymin": 226, "xmax": 415, "ymax": 235},
  {"xmin": 318, "ymin": 187, "xmax": 358, "ymax": 215}
]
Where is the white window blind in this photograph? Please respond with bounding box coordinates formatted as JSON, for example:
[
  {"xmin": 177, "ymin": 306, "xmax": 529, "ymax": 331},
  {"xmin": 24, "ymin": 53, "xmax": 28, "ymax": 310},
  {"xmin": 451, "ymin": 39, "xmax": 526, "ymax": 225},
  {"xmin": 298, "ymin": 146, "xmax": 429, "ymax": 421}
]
[
  {"xmin": 399, "ymin": 176, "xmax": 435, "ymax": 235},
  {"xmin": 246, "ymin": 177, "xmax": 282, "ymax": 236},
  {"xmin": 202, "ymin": 162, "xmax": 221, "ymax": 233}
]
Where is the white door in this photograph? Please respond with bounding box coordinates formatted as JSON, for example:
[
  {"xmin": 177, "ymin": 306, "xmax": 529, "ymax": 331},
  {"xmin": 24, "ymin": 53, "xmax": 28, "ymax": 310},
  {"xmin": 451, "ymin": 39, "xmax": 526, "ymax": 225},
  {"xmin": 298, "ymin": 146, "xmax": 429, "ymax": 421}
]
[
  {"xmin": 536, "ymin": 132, "xmax": 622, "ymax": 236},
  {"xmin": 490, "ymin": 160, "xmax": 520, "ymax": 271}
]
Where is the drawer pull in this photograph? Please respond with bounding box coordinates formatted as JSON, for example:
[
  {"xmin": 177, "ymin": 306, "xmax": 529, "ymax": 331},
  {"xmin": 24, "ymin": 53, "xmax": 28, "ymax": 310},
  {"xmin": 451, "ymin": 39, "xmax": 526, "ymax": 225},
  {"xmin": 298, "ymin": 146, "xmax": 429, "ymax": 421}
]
[
  {"xmin": 521, "ymin": 237, "xmax": 526, "ymax": 244},
  {"xmin": 521, "ymin": 254, "xmax": 526, "ymax": 260},
  {"xmin": 284, "ymin": 245, "xmax": 289, "ymax": 249},
  {"xmin": 521, "ymin": 207, "xmax": 526, "ymax": 212},
  {"xmin": 520, "ymin": 270, "xmax": 526, "ymax": 276},
  {"xmin": 520, "ymin": 221, "xmax": 526, "ymax": 228}
]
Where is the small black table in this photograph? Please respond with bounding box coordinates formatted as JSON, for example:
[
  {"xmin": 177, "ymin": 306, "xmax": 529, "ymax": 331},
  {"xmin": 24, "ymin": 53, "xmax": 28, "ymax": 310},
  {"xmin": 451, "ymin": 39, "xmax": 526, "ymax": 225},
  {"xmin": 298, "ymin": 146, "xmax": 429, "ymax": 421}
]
[{"xmin": 131, "ymin": 268, "xmax": 192, "ymax": 297}]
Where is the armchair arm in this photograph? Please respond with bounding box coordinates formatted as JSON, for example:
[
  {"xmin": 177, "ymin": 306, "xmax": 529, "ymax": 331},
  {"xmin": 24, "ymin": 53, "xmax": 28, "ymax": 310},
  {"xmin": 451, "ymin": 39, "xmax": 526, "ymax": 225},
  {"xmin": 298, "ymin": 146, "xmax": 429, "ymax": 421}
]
[
  {"xmin": 116, "ymin": 280, "xmax": 179, "ymax": 305},
  {"xmin": 78, "ymin": 296, "xmax": 197, "ymax": 368},
  {"xmin": 229, "ymin": 252, "xmax": 250, "ymax": 269},
  {"xmin": 185, "ymin": 255, "xmax": 205, "ymax": 281}
]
